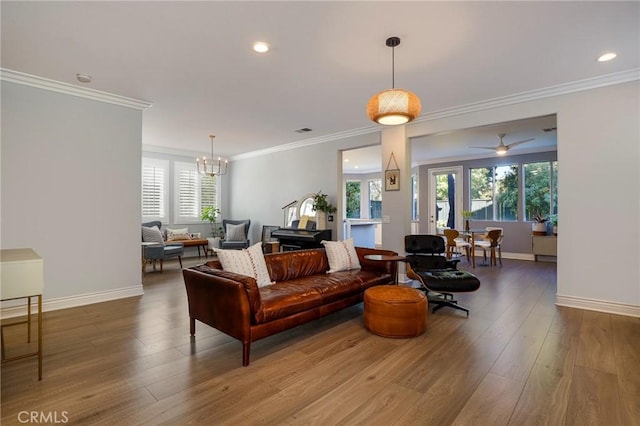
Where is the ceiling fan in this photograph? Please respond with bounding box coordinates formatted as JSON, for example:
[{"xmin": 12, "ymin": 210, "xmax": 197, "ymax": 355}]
[{"xmin": 471, "ymin": 133, "xmax": 535, "ymax": 156}]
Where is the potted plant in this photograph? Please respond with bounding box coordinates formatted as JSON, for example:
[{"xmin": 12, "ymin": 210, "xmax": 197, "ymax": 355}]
[
  {"xmin": 531, "ymin": 212, "xmax": 548, "ymax": 235},
  {"xmin": 312, "ymin": 191, "xmax": 337, "ymax": 230},
  {"xmin": 201, "ymin": 206, "xmax": 222, "ymax": 250},
  {"xmin": 462, "ymin": 210, "xmax": 473, "ymax": 232},
  {"xmin": 549, "ymin": 214, "xmax": 558, "ymax": 236}
]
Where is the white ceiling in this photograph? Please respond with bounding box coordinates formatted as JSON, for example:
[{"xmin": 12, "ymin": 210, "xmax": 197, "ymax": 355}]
[{"xmin": 2, "ymin": 2, "xmax": 638, "ymax": 162}]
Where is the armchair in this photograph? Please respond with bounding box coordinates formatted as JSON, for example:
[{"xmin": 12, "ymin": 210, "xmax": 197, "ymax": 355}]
[
  {"xmin": 220, "ymin": 219, "xmax": 251, "ymax": 250},
  {"xmin": 404, "ymin": 234, "xmax": 480, "ymax": 316},
  {"xmin": 141, "ymin": 221, "xmax": 184, "ymax": 273}
]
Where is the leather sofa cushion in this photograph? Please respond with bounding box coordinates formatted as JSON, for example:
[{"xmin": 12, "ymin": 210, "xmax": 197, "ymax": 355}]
[
  {"xmin": 255, "ymin": 269, "xmax": 394, "ymax": 323},
  {"xmin": 257, "ymin": 281, "xmax": 323, "ymax": 323},
  {"xmin": 265, "ymin": 249, "xmax": 329, "ymax": 282}
]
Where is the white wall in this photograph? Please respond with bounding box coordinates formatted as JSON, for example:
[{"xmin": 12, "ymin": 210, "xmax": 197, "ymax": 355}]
[
  {"xmin": 1, "ymin": 81, "xmax": 143, "ymax": 308},
  {"xmin": 230, "ymin": 81, "xmax": 639, "ymax": 314},
  {"xmin": 228, "ymin": 132, "xmax": 380, "ymax": 243}
]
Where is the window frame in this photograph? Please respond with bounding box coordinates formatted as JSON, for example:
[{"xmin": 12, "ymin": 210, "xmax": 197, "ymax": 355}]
[
  {"xmin": 141, "ymin": 158, "xmax": 169, "ymax": 223},
  {"xmin": 469, "ymin": 164, "xmax": 519, "ymax": 222},
  {"xmin": 173, "ymin": 161, "xmax": 219, "ymax": 225},
  {"xmin": 523, "ymin": 160, "xmax": 558, "ymax": 221}
]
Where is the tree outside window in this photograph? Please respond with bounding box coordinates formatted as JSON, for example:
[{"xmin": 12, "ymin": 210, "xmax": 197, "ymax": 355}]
[
  {"xmin": 369, "ymin": 179, "xmax": 382, "ymax": 219},
  {"xmin": 524, "ymin": 161, "xmax": 557, "ymax": 220},
  {"xmin": 345, "ymin": 181, "xmax": 361, "ymax": 219},
  {"xmin": 469, "ymin": 165, "xmax": 518, "ymax": 221}
]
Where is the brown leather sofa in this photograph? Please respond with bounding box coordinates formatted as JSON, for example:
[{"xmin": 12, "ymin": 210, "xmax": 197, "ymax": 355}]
[{"xmin": 183, "ymin": 246, "xmax": 398, "ymax": 366}]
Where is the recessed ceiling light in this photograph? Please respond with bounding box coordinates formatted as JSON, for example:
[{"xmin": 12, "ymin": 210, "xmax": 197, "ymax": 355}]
[
  {"xmin": 76, "ymin": 73, "xmax": 92, "ymax": 83},
  {"xmin": 344, "ymin": 158, "xmax": 350, "ymax": 163},
  {"xmin": 253, "ymin": 41, "xmax": 270, "ymax": 53},
  {"xmin": 597, "ymin": 52, "xmax": 617, "ymax": 62}
]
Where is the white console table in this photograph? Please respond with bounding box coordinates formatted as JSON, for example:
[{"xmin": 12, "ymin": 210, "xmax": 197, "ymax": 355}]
[
  {"xmin": 1, "ymin": 248, "xmax": 44, "ymax": 380},
  {"xmin": 532, "ymin": 235, "xmax": 557, "ymax": 261}
]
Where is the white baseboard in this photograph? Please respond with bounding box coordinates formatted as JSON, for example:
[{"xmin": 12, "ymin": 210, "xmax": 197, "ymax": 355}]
[
  {"xmin": 0, "ymin": 285, "xmax": 144, "ymax": 319},
  {"xmin": 556, "ymin": 294, "xmax": 640, "ymax": 318}
]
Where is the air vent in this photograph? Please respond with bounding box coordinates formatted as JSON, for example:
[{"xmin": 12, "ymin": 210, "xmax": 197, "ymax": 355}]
[
  {"xmin": 543, "ymin": 127, "xmax": 557, "ymax": 132},
  {"xmin": 294, "ymin": 128, "xmax": 312, "ymax": 133}
]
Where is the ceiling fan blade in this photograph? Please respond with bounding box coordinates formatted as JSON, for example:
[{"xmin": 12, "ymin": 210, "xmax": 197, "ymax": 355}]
[
  {"xmin": 505, "ymin": 138, "xmax": 535, "ymax": 148},
  {"xmin": 470, "ymin": 146, "xmax": 499, "ymax": 150}
]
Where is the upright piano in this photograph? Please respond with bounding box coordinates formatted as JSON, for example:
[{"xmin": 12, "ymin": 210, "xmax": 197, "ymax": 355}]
[{"xmin": 271, "ymin": 228, "xmax": 331, "ymax": 251}]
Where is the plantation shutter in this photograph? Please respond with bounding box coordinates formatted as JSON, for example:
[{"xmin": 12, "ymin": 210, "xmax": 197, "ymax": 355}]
[
  {"xmin": 141, "ymin": 159, "xmax": 168, "ymax": 222},
  {"xmin": 177, "ymin": 168, "xmax": 199, "ymax": 220}
]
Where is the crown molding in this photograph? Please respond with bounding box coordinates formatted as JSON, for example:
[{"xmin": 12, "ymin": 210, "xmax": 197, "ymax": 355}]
[
  {"xmin": 0, "ymin": 68, "xmax": 152, "ymax": 110},
  {"xmin": 229, "ymin": 68, "xmax": 639, "ymax": 161},
  {"xmin": 142, "ymin": 144, "xmax": 207, "ymax": 159},
  {"xmin": 230, "ymin": 125, "xmax": 380, "ymax": 161},
  {"xmin": 414, "ymin": 68, "xmax": 640, "ymax": 123}
]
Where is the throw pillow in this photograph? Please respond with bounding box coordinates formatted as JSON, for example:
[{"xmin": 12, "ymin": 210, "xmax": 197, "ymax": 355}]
[
  {"xmin": 322, "ymin": 238, "xmax": 361, "ymax": 273},
  {"xmin": 167, "ymin": 227, "xmax": 190, "ymax": 241},
  {"xmin": 214, "ymin": 242, "xmax": 273, "ymax": 287},
  {"xmin": 142, "ymin": 226, "xmax": 165, "ymax": 246},
  {"xmin": 226, "ymin": 223, "xmax": 246, "ymax": 242}
]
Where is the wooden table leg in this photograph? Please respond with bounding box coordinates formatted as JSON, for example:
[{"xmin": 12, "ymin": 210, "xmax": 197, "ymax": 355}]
[
  {"xmin": 471, "ymin": 232, "xmax": 476, "ymax": 268},
  {"xmin": 27, "ymin": 296, "xmax": 32, "ymax": 343},
  {"xmin": 37, "ymin": 295, "xmax": 42, "ymax": 380}
]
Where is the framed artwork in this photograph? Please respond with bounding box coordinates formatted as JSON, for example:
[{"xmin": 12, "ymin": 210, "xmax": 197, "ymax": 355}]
[{"xmin": 385, "ymin": 169, "xmax": 400, "ymax": 191}]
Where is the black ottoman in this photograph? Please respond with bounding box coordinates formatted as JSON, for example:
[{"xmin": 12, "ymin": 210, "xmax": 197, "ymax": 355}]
[{"xmin": 412, "ymin": 269, "xmax": 480, "ymax": 316}]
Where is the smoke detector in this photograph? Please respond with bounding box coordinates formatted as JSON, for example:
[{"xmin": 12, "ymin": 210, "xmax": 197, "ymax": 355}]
[{"xmin": 76, "ymin": 73, "xmax": 92, "ymax": 83}]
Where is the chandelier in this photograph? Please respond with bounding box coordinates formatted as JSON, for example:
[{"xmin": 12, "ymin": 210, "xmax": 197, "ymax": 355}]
[
  {"xmin": 196, "ymin": 135, "xmax": 228, "ymax": 177},
  {"xmin": 367, "ymin": 36, "xmax": 421, "ymax": 125}
]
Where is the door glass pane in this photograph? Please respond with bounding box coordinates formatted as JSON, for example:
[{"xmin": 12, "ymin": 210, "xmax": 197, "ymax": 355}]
[
  {"xmin": 411, "ymin": 175, "xmax": 418, "ymax": 221},
  {"xmin": 345, "ymin": 181, "xmax": 361, "ymax": 218},
  {"xmin": 552, "ymin": 161, "xmax": 558, "ymax": 215},
  {"xmin": 369, "ymin": 179, "xmax": 382, "ymax": 219},
  {"xmin": 435, "ymin": 173, "xmax": 457, "ymax": 229}
]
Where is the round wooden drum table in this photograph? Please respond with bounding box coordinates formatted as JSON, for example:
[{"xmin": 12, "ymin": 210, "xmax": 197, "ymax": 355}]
[{"xmin": 363, "ymin": 285, "xmax": 427, "ymax": 338}]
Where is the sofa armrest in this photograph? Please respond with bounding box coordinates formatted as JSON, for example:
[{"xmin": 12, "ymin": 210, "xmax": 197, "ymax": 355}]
[
  {"xmin": 183, "ymin": 265, "xmax": 262, "ymax": 325},
  {"xmin": 356, "ymin": 247, "xmax": 399, "ymax": 277}
]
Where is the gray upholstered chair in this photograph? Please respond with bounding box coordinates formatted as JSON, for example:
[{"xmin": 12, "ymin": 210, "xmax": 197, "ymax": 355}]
[
  {"xmin": 220, "ymin": 219, "xmax": 251, "ymax": 249},
  {"xmin": 141, "ymin": 221, "xmax": 184, "ymax": 272}
]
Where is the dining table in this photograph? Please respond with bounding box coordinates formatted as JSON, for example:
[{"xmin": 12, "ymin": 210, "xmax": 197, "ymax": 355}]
[{"xmin": 457, "ymin": 229, "xmax": 487, "ymax": 268}]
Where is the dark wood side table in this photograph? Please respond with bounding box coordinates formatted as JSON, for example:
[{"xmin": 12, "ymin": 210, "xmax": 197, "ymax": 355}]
[{"xmin": 364, "ymin": 254, "xmax": 406, "ymax": 284}]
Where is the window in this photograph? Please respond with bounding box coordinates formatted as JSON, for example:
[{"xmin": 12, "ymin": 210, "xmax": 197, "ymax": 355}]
[
  {"xmin": 174, "ymin": 162, "xmax": 217, "ymax": 224},
  {"xmin": 470, "ymin": 165, "xmax": 518, "ymax": 221},
  {"xmin": 345, "ymin": 181, "xmax": 361, "ymax": 218},
  {"xmin": 524, "ymin": 161, "xmax": 558, "ymax": 220},
  {"xmin": 369, "ymin": 179, "xmax": 382, "ymax": 219},
  {"xmin": 141, "ymin": 158, "xmax": 169, "ymax": 222}
]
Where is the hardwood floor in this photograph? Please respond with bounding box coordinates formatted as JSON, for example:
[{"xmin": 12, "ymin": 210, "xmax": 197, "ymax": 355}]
[{"xmin": 2, "ymin": 257, "xmax": 638, "ymax": 425}]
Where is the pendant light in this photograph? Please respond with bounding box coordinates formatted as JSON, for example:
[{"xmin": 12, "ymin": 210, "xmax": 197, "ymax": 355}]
[{"xmin": 367, "ymin": 36, "xmax": 421, "ymax": 125}]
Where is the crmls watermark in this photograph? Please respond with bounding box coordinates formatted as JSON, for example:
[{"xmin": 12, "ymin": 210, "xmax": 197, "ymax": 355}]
[{"xmin": 17, "ymin": 411, "xmax": 69, "ymax": 424}]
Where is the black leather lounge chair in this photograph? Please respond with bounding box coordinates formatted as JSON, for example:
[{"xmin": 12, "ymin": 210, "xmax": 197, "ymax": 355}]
[{"xmin": 404, "ymin": 234, "xmax": 481, "ymax": 316}]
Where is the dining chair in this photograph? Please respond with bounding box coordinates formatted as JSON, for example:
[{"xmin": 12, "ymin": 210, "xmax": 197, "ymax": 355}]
[
  {"xmin": 442, "ymin": 229, "xmax": 471, "ymax": 261},
  {"xmin": 474, "ymin": 228, "xmax": 502, "ymax": 266}
]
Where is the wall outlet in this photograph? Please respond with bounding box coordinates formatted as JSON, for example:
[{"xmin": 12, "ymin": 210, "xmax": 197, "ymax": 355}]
[{"xmin": 382, "ymin": 215, "xmax": 390, "ymax": 223}]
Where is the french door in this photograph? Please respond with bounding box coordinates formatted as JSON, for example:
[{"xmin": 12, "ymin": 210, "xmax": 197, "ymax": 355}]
[{"xmin": 427, "ymin": 166, "xmax": 463, "ymax": 235}]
